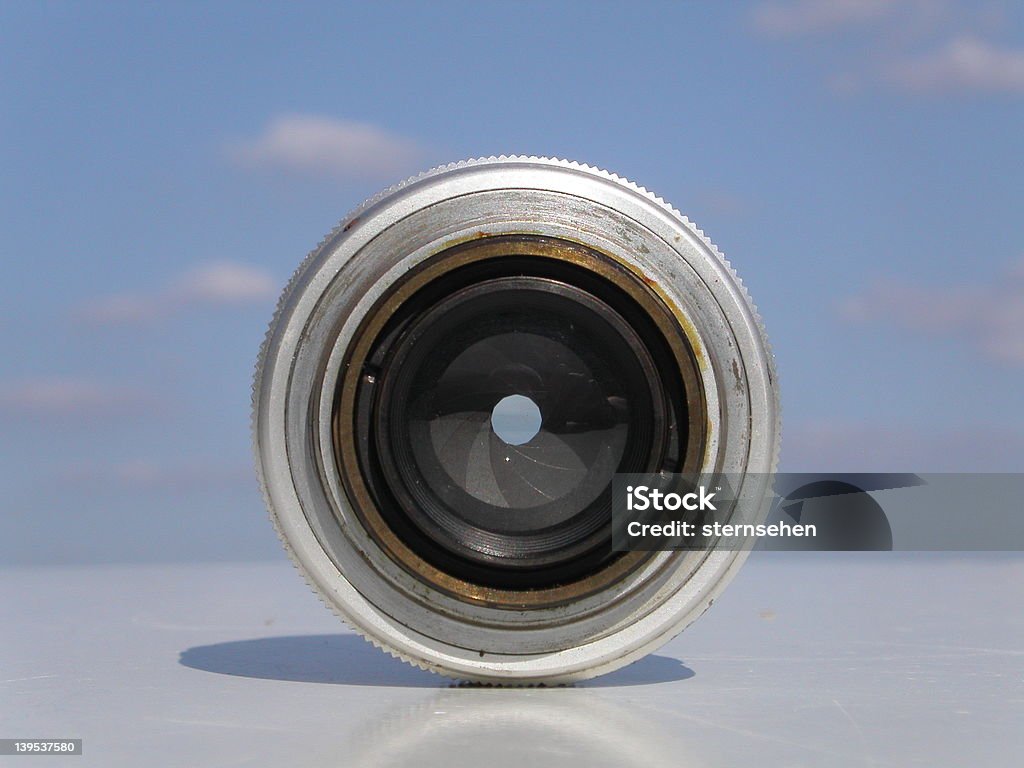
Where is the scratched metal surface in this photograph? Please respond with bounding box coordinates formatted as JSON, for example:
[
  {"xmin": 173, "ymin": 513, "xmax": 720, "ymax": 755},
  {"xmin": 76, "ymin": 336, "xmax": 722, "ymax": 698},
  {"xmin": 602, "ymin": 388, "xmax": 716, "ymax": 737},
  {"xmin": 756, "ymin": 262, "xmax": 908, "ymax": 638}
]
[{"xmin": 2, "ymin": 553, "xmax": 1021, "ymax": 767}]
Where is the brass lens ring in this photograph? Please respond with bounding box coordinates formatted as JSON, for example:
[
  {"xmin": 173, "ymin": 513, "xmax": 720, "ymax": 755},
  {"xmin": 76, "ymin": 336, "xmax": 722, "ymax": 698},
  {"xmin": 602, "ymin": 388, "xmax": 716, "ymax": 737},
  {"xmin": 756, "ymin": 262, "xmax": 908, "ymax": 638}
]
[{"xmin": 332, "ymin": 234, "xmax": 707, "ymax": 609}]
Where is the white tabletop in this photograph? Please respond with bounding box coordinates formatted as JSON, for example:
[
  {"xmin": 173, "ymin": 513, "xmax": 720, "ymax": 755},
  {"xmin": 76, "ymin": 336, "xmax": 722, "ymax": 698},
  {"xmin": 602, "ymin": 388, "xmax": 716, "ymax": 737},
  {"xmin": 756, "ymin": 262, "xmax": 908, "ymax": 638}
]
[{"xmin": 3, "ymin": 553, "xmax": 1021, "ymax": 767}]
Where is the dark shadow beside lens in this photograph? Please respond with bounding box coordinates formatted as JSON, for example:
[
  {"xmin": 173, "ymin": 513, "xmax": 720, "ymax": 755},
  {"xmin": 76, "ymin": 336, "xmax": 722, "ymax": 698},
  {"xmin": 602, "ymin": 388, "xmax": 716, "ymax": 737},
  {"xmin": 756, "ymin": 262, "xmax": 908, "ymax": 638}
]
[{"xmin": 179, "ymin": 634, "xmax": 694, "ymax": 688}]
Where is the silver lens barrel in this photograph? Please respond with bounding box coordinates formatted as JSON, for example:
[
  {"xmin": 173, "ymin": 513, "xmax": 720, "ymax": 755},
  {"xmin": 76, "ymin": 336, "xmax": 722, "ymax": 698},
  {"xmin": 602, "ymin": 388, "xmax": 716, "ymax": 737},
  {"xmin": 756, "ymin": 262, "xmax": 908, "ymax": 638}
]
[{"xmin": 253, "ymin": 157, "xmax": 779, "ymax": 684}]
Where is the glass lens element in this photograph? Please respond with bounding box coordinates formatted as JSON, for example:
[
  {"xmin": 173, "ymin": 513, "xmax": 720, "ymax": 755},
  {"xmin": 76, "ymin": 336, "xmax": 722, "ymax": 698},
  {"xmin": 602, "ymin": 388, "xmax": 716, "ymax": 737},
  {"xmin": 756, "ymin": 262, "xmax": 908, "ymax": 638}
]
[{"xmin": 374, "ymin": 276, "xmax": 666, "ymax": 568}]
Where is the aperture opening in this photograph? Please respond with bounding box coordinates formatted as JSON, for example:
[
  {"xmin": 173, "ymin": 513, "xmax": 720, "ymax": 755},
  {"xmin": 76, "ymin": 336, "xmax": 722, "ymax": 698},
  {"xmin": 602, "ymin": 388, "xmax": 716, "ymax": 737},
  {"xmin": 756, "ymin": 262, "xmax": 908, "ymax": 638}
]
[{"xmin": 491, "ymin": 395, "xmax": 542, "ymax": 446}]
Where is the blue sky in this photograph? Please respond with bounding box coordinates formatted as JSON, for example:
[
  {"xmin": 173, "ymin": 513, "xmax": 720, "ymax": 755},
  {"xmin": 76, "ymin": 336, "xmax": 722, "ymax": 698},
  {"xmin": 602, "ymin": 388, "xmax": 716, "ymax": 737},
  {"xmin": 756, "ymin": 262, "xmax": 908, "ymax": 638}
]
[{"xmin": 2, "ymin": 1, "xmax": 1022, "ymax": 564}]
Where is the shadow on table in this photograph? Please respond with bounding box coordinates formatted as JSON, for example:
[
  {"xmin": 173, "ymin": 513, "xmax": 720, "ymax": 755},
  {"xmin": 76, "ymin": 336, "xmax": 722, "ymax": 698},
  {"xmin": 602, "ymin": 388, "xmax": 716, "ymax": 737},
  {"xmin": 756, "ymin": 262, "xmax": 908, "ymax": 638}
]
[{"xmin": 179, "ymin": 634, "xmax": 693, "ymax": 688}]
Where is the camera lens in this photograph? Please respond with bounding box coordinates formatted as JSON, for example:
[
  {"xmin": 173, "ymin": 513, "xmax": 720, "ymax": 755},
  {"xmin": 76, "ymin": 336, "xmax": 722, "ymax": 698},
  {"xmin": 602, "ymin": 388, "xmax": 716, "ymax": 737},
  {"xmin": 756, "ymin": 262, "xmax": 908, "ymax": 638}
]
[{"xmin": 254, "ymin": 157, "xmax": 779, "ymax": 683}]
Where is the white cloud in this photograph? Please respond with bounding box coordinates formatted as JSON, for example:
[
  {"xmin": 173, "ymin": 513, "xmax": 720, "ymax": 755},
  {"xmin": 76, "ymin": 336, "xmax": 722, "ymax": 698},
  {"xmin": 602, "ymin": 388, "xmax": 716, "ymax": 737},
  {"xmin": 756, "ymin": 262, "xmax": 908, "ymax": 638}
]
[
  {"xmin": 174, "ymin": 262, "xmax": 278, "ymax": 303},
  {"xmin": 228, "ymin": 115, "xmax": 423, "ymax": 180},
  {"xmin": 750, "ymin": 0, "xmax": 896, "ymax": 37},
  {"xmin": 691, "ymin": 189, "xmax": 746, "ymax": 217},
  {"xmin": 0, "ymin": 377, "xmax": 152, "ymax": 418},
  {"xmin": 783, "ymin": 422, "xmax": 1024, "ymax": 471},
  {"xmin": 751, "ymin": 3, "xmax": 1024, "ymax": 97},
  {"xmin": 77, "ymin": 261, "xmax": 276, "ymax": 325},
  {"xmin": 884, "ymin": 37, "xmax": 1024, "ymax": 93},
  {"xmin": 59, "ymin": 459, "xmax": 251, "ymax": 493},
  {"xmin": 838, "ymin": 258, "xmax": 1024, "ymax": 365}
]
